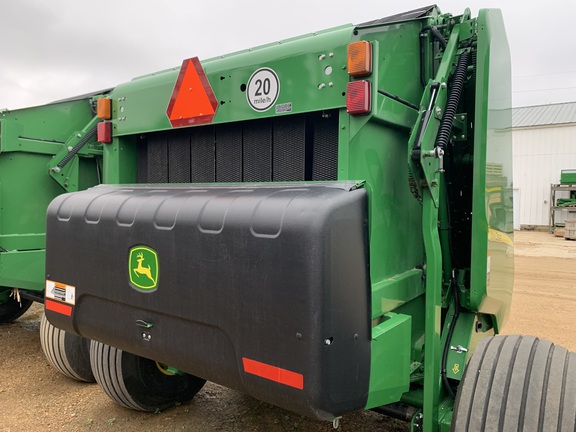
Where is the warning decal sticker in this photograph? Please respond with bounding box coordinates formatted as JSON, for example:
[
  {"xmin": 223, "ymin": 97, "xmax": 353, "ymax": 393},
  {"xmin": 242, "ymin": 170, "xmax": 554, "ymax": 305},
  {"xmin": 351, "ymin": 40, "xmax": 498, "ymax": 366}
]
[{"xmin": 45, "ymin": 280, "xmax": 76, "ymax": 305}]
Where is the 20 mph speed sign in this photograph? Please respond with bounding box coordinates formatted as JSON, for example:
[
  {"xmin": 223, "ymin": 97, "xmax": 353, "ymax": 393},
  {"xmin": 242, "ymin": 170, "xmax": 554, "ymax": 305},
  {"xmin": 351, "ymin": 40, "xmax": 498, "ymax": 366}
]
[{"xmin": 246, "ymin": 68, "xmax": 280, "ymax": 112}]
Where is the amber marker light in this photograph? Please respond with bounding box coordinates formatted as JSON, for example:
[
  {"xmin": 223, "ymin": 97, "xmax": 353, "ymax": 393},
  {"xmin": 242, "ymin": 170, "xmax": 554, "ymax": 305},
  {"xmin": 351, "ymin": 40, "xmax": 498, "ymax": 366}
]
[
  {"xmin": 97, "ymin": 97, "xmax": 112, "ymax": 120},
  {"xmin": 347, "ymin": 41, "xmax": 372, "ymax": 77}
]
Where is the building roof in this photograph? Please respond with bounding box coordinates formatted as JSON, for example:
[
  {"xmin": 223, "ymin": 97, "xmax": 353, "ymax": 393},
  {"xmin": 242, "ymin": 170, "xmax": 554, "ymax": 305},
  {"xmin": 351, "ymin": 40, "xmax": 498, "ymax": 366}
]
[{"xmin": 512, "ymin": 101, "xmax": 576, "ymax": 128}]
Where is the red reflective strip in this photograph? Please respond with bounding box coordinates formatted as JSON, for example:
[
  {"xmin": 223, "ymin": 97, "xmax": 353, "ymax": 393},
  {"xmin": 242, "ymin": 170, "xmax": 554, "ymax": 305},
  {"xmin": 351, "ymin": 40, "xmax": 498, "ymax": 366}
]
[
  {"xmin": 45, "ymin": 299, "xmax": 72, "ymax": 316},
  {"xmin": 242, "ymin": 357, "xmax": 303, "ymax": 390}
]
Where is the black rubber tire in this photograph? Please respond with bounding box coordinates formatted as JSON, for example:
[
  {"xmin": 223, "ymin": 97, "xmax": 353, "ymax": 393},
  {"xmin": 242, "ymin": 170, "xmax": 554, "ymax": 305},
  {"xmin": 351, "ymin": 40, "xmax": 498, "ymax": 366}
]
[
  {"xmin": 89, "ymin": 340, "xmax": 206, "ymax": 412},
  {"xmin": 452, "ymin": 335, "xmax": 576, "ymax": 432},
  {"xmin": 40, "ymin": 314, "xmax": 95, "ymax": 382},
  {"xmin": 0, "ymin": 294, "xmax": 32, "ymax": 323}
]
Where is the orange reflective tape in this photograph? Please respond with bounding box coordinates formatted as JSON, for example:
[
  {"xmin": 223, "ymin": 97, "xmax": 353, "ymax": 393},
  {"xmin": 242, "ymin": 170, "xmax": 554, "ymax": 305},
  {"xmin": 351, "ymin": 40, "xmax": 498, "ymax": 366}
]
[
  {"xmin": 45, "ymin": 299, "xmax": 72, "ymax": 316},
  {"xmin": 242, "ymin": 357, "xmax": 303, "ymax": 390}
]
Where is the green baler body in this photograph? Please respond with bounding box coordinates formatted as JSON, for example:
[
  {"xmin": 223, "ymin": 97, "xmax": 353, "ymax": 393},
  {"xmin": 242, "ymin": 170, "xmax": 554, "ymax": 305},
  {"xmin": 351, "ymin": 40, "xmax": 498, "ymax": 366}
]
[
  {"xmin": 0, "ymin": 99, "xmax": 101, "ymax": 292},
  {"xmin": 4, "ymin": 5, "xmax": 513, "ymax": 431}
]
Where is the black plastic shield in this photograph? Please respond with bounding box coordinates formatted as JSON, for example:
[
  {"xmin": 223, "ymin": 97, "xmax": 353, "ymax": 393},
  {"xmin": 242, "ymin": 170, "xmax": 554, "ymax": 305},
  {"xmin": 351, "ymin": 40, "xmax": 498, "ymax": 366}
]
[{"xmin": 45, "ymin": 182, "xmax": 370, "ymax": 420}]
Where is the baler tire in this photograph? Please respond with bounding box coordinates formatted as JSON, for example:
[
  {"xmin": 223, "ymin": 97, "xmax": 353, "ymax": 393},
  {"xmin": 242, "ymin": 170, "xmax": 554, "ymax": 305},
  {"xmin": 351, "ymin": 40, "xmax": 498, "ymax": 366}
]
[
  {"xmin": 0, "ymin": 295, "xmax": 32, "ymax": 323},
  {"xmin": 40, "ymin": 314, "xmax": 95, "ymax": 382},
  {"xmin": 89, "ymin": 340, "xmax": 206, "ymax": 412},
  {"xmin": 451, "ymin": 334, "xmax": 576, "ymax": 432}
]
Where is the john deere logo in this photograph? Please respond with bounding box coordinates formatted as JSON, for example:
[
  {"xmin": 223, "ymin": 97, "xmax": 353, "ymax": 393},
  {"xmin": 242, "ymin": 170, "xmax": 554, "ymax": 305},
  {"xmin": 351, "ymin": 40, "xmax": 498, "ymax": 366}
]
[{"xmin": 129, "ymin": 246, "xmax": 159, "ymax": 291}]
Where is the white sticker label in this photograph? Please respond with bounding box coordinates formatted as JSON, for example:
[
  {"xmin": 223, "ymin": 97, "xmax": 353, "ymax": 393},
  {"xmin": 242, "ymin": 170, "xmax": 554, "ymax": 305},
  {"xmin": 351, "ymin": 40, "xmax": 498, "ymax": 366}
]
[
  {"xmin": 45, "ymin": 280, "xmax": 76, "ymax": 305},
  {"xmin": 246, "ymin": 68, "xmax": 280, "ymax": 112}
]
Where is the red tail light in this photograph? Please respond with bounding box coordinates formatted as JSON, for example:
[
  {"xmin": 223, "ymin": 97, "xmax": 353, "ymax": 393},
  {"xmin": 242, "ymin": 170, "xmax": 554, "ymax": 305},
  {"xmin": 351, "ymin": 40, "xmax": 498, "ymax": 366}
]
[
  {"xmin": 346, "ymin": 80, "xmax": 371, "ymax": 115},
  {"xmin": 97, "ymin": 121, "xmax": 112, "ymax": 144}
]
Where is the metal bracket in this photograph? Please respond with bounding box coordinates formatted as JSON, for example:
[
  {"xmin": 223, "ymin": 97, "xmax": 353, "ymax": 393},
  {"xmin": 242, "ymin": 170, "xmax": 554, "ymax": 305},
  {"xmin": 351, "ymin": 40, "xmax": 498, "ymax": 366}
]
[
  {"xmin": 451, "ymin": 113, "xmax": 468, "ymax": 142},
  {"xmin": 47, "ymin": 116, "xmax": 102, "ymax": 192},
  {"xmin": 407, "ymin": 25, "xmax": 463, "ymax": 208}
]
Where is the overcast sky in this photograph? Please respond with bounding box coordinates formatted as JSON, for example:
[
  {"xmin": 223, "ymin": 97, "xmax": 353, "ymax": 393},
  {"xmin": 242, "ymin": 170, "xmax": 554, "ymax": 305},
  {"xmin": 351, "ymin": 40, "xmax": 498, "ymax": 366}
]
[{"xmin": 0, "ymin": 1, "xmax": 574, "ymax": 110}]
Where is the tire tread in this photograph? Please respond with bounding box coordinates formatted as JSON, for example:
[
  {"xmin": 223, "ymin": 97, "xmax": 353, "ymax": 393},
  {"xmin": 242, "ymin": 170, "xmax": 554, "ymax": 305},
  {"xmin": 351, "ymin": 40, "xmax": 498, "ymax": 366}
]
[
  {"xmin": 452, "ymin": 335, "xmax": 576, "ymax": 432},
  {"xmin": 40, "ymin": 314, "xmax": 94, "ymax": 382}
]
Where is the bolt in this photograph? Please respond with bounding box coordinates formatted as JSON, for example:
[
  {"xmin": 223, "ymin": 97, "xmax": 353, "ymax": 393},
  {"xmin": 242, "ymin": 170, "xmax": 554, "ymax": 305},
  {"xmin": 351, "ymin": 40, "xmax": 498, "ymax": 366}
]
[
  {"xmin": 325, "ymin": 338, "xmax": 333, "ymax": 346},
  {"xmin": 318, "ymin": 83, "xmax": 326, "ymax": 89},
  {"xmin": 329, "ymin": 52, "xmax": 334, "ymax": 57},
  {"xmin": 67, "ymin": 146, "xmax": 73, "ymax": 152},
  {"xmin": 461, "ymin": 134, "xmax": 466, "ymax": 139},
  {"xmin": 318, "ymin": 54, "xmax": 326, "ymax": 60}
]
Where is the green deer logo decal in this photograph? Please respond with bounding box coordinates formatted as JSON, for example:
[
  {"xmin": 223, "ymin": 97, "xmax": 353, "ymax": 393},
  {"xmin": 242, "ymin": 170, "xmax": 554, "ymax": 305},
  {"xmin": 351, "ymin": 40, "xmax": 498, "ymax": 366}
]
[{"xmin": 129, "ymin": 246, "xmax": 159, "ymax": 291}]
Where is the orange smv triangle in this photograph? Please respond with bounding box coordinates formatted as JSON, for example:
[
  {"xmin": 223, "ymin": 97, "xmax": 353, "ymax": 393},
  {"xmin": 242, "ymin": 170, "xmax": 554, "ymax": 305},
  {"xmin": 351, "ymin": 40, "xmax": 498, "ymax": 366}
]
[{"xmin": 167, "ymin": 57, "xmax": 218, "ymax": 128}]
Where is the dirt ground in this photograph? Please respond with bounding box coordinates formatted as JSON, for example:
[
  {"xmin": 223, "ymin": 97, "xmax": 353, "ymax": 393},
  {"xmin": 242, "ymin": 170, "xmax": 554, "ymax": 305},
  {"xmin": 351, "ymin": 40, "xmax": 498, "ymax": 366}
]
[{"xmin": 0, "ymin": 231, "xmax": 574, "ymax": 432}]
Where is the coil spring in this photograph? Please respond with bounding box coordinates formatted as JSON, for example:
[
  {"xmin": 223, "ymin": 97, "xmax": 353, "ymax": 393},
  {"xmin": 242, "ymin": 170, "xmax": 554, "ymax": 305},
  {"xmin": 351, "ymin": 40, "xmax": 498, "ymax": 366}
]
[{"xmin": 435, "ymin": 49, "xmax": 471, "ymax": 150}]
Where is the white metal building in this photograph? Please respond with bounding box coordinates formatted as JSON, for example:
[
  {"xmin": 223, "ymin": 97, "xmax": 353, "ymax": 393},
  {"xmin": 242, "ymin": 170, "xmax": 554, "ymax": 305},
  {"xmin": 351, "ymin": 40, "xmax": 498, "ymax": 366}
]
[{"xmin": 512, "ymin": 102, "xmax": 576, "ymax": 229}]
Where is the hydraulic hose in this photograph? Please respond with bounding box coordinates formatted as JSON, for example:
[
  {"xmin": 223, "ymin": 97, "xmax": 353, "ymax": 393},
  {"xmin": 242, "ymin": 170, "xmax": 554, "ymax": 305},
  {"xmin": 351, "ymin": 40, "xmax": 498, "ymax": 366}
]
[
  {"xmin": 420, "ymin": 25, "xmax": 447, "ymax": 86},
  {"xmin": 441, "ymin": 271, "xmax": 461, "ymax": 399}
]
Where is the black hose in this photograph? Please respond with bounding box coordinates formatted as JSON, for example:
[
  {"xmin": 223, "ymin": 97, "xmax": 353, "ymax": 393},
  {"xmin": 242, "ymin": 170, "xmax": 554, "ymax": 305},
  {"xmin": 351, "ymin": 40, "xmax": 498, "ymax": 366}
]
[
  {"xmin": 441, "ymin": 271, "xmax": 461, "ymax": 399},
  {"xmin": 435, "ymin": 46, "xmax": 472, "ymax": 150},
  {"xmin": 420, "ymin": 25, "xmax": 448, "ymax": 86},
  {"xmin": 377, "ymin": 89, "xmax": 419, "ymax": 111},
  {"xmin": 421, "ymin": 25, "xmax": 447, "ymax": 50}
]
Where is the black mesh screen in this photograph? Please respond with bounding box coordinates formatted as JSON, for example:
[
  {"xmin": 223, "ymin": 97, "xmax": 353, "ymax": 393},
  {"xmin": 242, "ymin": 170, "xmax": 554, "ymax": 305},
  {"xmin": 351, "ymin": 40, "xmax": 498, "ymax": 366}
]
[
  {"xmin": 190, "ymin": 126, "xmax": 215, "ymax": 183},
  {"xmin": 138, "ymin": 110, "xmax": 338, "ymax": 184},
  {"xmin": 312, "ymin": 113, "xmax": 339, "ymax": 181},
  {"xmin": 168, "ymin": 130, "xmax": 191, "ymax": 183},
  {"xmin": 243, "ymin": 119, "xmax": 272, "ymax": 182}
]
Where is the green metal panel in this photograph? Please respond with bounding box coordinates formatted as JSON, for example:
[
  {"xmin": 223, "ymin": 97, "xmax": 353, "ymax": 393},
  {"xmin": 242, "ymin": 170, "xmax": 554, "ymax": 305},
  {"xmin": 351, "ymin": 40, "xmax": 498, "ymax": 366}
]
[
  {"xmin": 111, "ymin": 25, "xmax": 354, "ymax": 136},
  {"xmin": 347, "ymin": 21, "xmax": 425, "ymax": 289},
  {"xmin": 469, "ymin": 9, "xmax": 513, "ymax": 333},
  {"xmin": 365, "ymin": 313, "xmax": 411, "ymax": 409},
  {"xmin": 560, "ymin": 169, "xmax": 576, "ymax": 184},
  {"xmin": 0, "ymin": 250, "xmax": 44, "ymax": 291},
  {"xmin": 371, "ymin": 269, "xmax": 424, "ymax": 318},
  {"xmin": 444, "ymin": 312, "xmax": 475, "ymax": 380},
  {"xmin": 0, "ymin": 99, "xmax": 102, "ymax": 292},
  {"xmin": 0, "ymin": 153, "xmax": 63, "ymax": 238}
]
